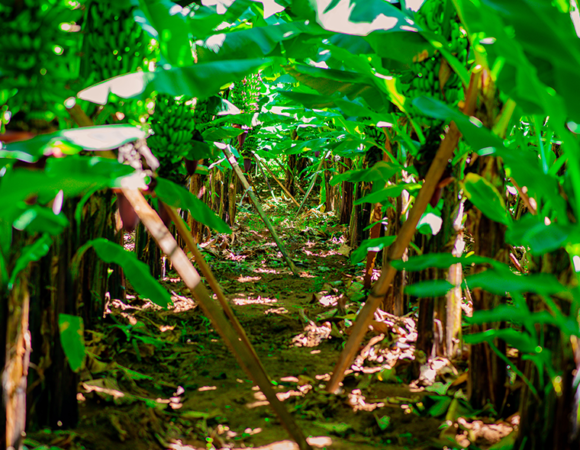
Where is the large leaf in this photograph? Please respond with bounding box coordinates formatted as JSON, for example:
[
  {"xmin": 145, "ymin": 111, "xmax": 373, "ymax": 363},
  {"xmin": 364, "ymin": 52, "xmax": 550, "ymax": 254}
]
[
  {"xmin": 283, "ymin": 64, "xmax": 388, "ymax": 112},
  {"xmin": 413, "ymin": 97, "xmax": 566, "ymax": 219},
  {"xmin": 198, "ymin": 21, "xmax": 328, "ymax": 61},
  {"xmin": 455, "ymin": 0, "xmax": 580, "ymax": 123},
  {"xmin": 154, "ymin": 178, "xmax": 232, "ymax": 234},
  {"xmin": 391, "ymin": 253, "xmax": 502, "ymax": 271},
  {"xmin": 480, "ymin": 146, "xmax": 567, "ymax": 221},
  {"xmin": 312, "ymin": 0, "xmax": 410, "ymax": 36},
  {"xmin": 202, "ymin": 127, "xmax": 245, "ymax": 141},
  {"xmin": 78, "ymin": 59, "xmax": 273, "ymax": 105},
  {"xmin": 58, "ymin": 314, "xmax": 86, "ymax": 372},
  {"xmin": 80, "ymin": 238, "xmax": 172, "ymax": 308},
  {"xmin": 412, "ymin": 97, "xmax": 503, "ymax": 148},
  {"xmin": 506, "ymin": 214, "xmax": 570, "ymax": 255},
  {"xmin": 464, "ymin": 328, "xmax": 540, "ymax": 355},
  {"xmin": 0, "ymin": 156, "xmax": 134, "ymax": 224},
  {"xmin": 136, "ymin": 0, "xmax": 194, "ymax": 67},
  {"xmin": 277, "ymin": 91, "xmax": 387, "ymax": 123},
  {"xmin": 13, "ymin": 206, "xmax": 69, "ymax": 236},
  {"xmin": 330, "ymin": 161, "xmax": 401, "ymax": 186},
  {"xmin": 351, "ymin": 236, "xmax": 396, "ymax": 263},
  {"xmin": 186, "ymin": 0, "xmax": 257, "ymax": 40},
  {"xmin": 353, "ymin": 183, "xmax": 416, "ymax": 206},
  {"xmin": 8, "ymin": 234, "xmax": 52, "ymax": 289},
  {"xmin": 404, "ymin": 279, "xmax": 454, "ymax": 297},
  {"xmin": 465, "ymin": 270, "xmax": 566, "ymax": 296},
  {"xmin": 461, "ymin": 173, "xmax": 511, "ymax": 226},
  {"xmin": 2, "ymin": 125, "xmax": 146, "ymax": 162}
]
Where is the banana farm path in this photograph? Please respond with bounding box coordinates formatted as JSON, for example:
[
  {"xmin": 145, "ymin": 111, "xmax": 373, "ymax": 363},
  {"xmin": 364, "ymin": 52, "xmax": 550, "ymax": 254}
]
[{"xmin": 26, "ymin": 184, "xmax": 515, "ymax": 450}]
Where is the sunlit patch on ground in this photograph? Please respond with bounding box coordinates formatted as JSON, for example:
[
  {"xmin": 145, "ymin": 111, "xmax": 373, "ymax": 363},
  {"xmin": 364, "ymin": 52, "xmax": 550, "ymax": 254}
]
[
  {"xmin": 238, "ymin": 275, "xmax": 262, "ymax": 283},
  {"xmin": 264, "ymin": 307, "xmax": 288, "ymax": 315},
  {"xmin": 254, "ymin": 267, "xmax": 280, "ymax": 274},
  {"xmin": 198, "ymin": 385, "xmax": 217, "ymax": 392},
  {"xmin": 232, "ymin": 294, "xmax": 278, "ymax": 305}
]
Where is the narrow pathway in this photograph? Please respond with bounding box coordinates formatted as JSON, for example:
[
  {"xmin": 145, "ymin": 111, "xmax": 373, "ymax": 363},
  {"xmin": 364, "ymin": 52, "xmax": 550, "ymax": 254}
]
[{"xmin": 25, "ymin": 196, "xmax": 511, "ymax": 450}]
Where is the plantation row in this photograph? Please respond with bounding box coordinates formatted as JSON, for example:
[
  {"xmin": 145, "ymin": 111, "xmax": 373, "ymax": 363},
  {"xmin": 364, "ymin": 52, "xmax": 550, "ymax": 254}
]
[{"xmin": 2, "ymin": 0, "xmax": 580, "ymax": 449}]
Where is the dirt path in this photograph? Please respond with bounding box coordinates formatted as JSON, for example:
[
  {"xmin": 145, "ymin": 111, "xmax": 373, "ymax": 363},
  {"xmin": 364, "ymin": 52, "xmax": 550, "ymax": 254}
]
[{"xmin": 25, "ymin": 199, "xmax": 512, "ymax": 450}]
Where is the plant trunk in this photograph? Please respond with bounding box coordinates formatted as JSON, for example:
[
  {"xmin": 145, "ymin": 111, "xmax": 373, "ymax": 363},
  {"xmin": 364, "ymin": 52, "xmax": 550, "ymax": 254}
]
[
  {"xmin": 135, "ymin": 215, "xmax": 162, "ymax": 279},
  {"xmin": 187, "ymin": 169, "xmax": 205, "ymax": 243},
  {"xmin": 515, "ymin": 250, "xmax": 579, "ymax": 449},
  {"xmin": 467, "ymin": 204, "xmax": 509, "ymax": 412},
  {"xmin": 3, "ymin": 269, "xmax": 30, "ymax": 450},
  {"xmin": 382, "ymin": 194, "xmax": 407, "ymax": 315},
  {"xmin": 27, "ymin": 201, "xmax": 81, "ymax": 431},
  {"xmin": 363, "ymin": 203, "xmax": 383, "ymax": 289},
  {"xmin": 324, "ymin": 158, "xmax": 334, "ymax": 212},
  {"xmin": 339, "ymin": 159, "xmax": 354, "ymax": 225},
  {"xmin": 285, "ymin": 155, "xmax": 297, "ymax": 196}
]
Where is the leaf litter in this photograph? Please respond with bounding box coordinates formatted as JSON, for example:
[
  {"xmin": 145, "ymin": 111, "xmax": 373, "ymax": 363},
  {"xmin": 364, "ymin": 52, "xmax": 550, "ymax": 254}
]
[{"xmin": 26, "ymin": 195, "xmax": 517, "ymax": 450}]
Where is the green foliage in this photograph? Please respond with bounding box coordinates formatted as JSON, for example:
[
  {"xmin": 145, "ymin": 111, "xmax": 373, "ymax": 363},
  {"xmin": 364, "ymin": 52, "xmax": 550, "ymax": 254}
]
[
  {"xmin": 78, "ymin": 59, "xmax": 273, "ymax": 105},
  {"xmin": 154, "ymin": 178, "xmax": 232, "ymax": 234},
  {"xmin": 461, "ymin": 173, "xmax": 511, "ymax": 226},
  {"xmin": 75, "ymin": 238, "xmax": 172, "ymax": 309},
  {"xmin": 81, "ymin": 0, "xmax": 153, "ymax": 85},
  {"xmin": 351, "ymin": 236, "xmax": 396, "ymax": 263},
  {"xmin": 0, "ymin": 0, "xmax": 82, "ymax": 123},
  {"xmin": 58, "ymin": 314, "xmax": 86, "ymax": 372},
  {"xmin": 147, "ymin": 94, "xmax": 196, "ymax": 182},
  {"xmin": 1, "ymin": 124, "xmax": 146, "ymax": 162}
]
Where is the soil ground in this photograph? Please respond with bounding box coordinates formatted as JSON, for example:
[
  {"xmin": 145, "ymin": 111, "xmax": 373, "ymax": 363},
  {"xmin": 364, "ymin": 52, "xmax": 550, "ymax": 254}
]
[{"xmin": 26, "ymin": 185, "xmax": 516, "ymax": 450}]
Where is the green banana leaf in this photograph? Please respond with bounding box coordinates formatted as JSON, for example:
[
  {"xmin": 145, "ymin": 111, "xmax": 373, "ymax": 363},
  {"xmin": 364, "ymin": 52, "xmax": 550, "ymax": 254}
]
[
  {"xmin": 78, "ymin": 59, "xmax": 273, "ymax": 105},
  {"xmin": 76, "ymin": 238, "xmax": 172, "ymax": 308},
  {"xmin": 59, "ymin": 314, "xmax": 86, "ymax": 372},
  {"xmin": 2, "ymin": 125, "xmax": 146, "ymax": 162},
  {"xmin": 154, "ymin": 178, "xmax": 232, "ymax": 234},
  {"xmin": 351, "ymin": 236, "xmax": 396, "ymax": 263}
]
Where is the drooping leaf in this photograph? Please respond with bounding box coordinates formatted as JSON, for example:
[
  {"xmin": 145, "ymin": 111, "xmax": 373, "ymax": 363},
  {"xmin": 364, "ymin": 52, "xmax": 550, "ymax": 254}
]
[
  {"xmin": 154, "ymin": 178, "xmax": 232, "ymax": 234},
  {"xmin": 465, "ymin": 270, "xmax": 566, "ymax": 296},
  {"xmin": 417, "ymin": 212, "xmax": 443, "ymax": 235},
  {"xmin": 351, "ymin": 236, "xmax": 396, "ymax": 263},
  {"xmin": 464, "ymin": 328, "xmax": 540, "ymax": 355},
  {"xmin": 207, "ymin": 96, "xmax": 241, "ymax": 116},
  {"xmin": 391, "ymin": 253, "xmax": 503, "ymax": 271},
  {"xmin": 354, "ymin": 183, "xmax": 421, "ymax": 206},
  {"xmin": 202, "ymin": 127, "xmax": 245, "ymax": 141},
  {"xmin": 198, "ymin": 21, "xmax": 328, "ymax": 61},
  {"xmin": 426, "ymin": 396, "xmax": 453, "ymax": 418},
  {"xmin": 454, "ymin": 0, "xmax": 580, "ymax": 123},
  {"xmin": 506, "ymin": 214, "xmax": 570, "ymax": 255},
  {"xmin": 8, "ymin": 234, "xmax": 52, "ymax": 289},
  {"xmin": 404, "ymin": 279, "xmax": 454, "ymax": 297},
  {"xmin": 283, "ymin": 64, "xmax": 387, "ymax": 112},
  {"xmin": 3, "ymin": 125, "xmax": 146, "ymax": 162},
  {"xmin": 78, "ymin": 59, "xmax": 273, "ymax": 105},
  {"xmin": 330, "ymin": 161, "xmax": 401, "ymax": 186},
  {"xmin": 12, "ymin": 206, "xmax": 69, "ymax": 236},
  {"xmin": 79, "ymin": 238, "xmax": 172, "ymax": 308},
  {"xmin": 0, "ymin": 156, "xmax": 134, "ymax": 224},
  {"xmin": 136, "ymin": 0, "xmax": 194, "ymax": 67},
  {"xmin": 461, "ymin": 173, "xmax": 511, "ymax": 226},
  {"xmin": 58, "ymin": 314, "xmax": 86, "ymax": 372}
]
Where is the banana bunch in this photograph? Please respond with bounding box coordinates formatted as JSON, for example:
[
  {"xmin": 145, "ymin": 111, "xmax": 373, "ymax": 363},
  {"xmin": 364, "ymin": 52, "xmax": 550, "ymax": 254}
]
[
  {"xmin": 229, "ymin": 73, "xmax": 262, "ymax": 113},
  {"xmin": 404, "ymin": 1, "xmax": 469, "ymax": 127},
  {"xmin": 0, "ymin": 0, "xmax": 82, "ymax": 125},
  {"xmin": 192, "ymin": 98, "xmax": 214, "ymax": 126},
  {"xmin": 147, "ymin": 93, "xmax": 196, "ymax": 183},
  {"xmin": 364, "ymin": 124, "xmax": 386, "ymax": 148},
  {"xmin": 81, "ymin": 0, "xmax": 153, "ymax": 86},
  {"xmin": 244, "ymin": 125, "xmax": 262, "ymax": 153}
]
